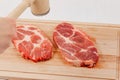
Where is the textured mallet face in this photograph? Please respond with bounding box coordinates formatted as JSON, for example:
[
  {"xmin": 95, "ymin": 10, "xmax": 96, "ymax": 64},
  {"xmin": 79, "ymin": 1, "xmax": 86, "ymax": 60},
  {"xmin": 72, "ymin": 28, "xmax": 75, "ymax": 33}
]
[
  {"xmin": 12, "ymin": 25, "xmax": 53, "ymax": 62},
  {"xmin": 53, "ymin": 23, "xmax": 99, "ymax": 67}
]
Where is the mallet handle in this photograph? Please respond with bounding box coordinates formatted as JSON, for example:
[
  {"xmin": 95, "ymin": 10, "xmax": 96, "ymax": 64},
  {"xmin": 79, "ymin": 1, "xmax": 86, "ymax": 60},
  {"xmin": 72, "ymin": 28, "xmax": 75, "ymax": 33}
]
[{"xmin": 7, "ymin": 0, "xmax": 30, "ymax": 19}]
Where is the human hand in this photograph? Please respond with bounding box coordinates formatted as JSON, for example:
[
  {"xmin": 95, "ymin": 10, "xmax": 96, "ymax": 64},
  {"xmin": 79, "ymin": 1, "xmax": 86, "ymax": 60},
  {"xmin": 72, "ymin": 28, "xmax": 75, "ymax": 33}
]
[{"xmin": 0, "ymin": 17, "xmax": 16, "ymax": 53}]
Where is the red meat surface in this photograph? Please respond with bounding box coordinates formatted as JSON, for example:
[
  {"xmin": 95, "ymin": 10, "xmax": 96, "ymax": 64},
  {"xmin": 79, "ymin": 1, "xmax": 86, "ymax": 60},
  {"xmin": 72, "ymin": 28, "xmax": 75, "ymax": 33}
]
[
  {"xmin": 53, "ymin": 23, "xmax": 99, "ymax": 67},
  {"xmin": 12, "ymin": 25, "xmax": 53, "ymax": 62}
]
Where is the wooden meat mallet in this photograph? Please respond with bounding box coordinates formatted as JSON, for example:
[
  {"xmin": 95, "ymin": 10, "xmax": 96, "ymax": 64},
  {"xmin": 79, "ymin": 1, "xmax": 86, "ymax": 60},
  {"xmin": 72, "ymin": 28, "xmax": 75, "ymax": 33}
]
[{"xmin": 7, "ymin": 0, "xmax": 50, "ymax": 19}]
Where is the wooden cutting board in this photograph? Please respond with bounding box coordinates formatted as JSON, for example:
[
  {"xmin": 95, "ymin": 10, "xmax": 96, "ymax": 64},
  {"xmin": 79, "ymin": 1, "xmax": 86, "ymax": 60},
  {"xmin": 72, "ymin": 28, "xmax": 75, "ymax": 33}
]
[{"xmin": 0, "ymin": 19, "xmax": 120, "ymax": 80}]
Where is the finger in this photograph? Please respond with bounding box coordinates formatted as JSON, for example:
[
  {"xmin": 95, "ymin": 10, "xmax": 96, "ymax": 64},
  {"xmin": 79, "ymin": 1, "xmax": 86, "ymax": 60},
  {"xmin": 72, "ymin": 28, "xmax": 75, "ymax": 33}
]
[
  {"xmin": 4, "ymin": 17, "xmax": 16, "ymax": 37},
  {"xmin": 0, "ymin": 17, "xmax": 16, "ymax": 53}
]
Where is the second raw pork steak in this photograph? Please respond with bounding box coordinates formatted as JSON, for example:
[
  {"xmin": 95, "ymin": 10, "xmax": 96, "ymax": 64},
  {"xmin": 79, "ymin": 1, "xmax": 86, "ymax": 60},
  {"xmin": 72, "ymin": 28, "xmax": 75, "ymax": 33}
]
[
  {"xmin": 53, "ymin": 23, "xmax": 99, "ymax": 67},
  {"xmin": 12, "ymin": 25, "xmax": 53, "ymax": 62}
]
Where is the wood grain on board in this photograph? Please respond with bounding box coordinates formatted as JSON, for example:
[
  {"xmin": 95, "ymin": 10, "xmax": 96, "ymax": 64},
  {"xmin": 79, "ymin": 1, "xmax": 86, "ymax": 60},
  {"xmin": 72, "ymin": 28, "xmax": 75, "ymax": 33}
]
[{"xmin": 0, "ymin": 19, "xmax": 119, "ymax": 80}]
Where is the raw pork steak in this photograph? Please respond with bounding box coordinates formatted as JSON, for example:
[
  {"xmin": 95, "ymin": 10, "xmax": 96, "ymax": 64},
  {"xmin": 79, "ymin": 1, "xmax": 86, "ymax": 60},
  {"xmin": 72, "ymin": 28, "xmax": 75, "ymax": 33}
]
[
  {"xmin": 53, "ymin": 23, "xmax": 99, "ymax": 67},
  {"xmin": 12, "ymin": 25, "xmax": 53, "ymax": 62}
]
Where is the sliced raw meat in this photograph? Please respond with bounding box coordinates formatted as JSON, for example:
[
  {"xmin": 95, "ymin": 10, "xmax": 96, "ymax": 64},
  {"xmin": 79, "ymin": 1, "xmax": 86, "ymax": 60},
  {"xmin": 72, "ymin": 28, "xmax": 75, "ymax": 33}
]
[
  {"xmin": 53, "ymin": 23, "xmax": 99, "ymax": 67},
  {"xmin": 12, "ymin": 25, "xmax": 53, "ymax": 62}
]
